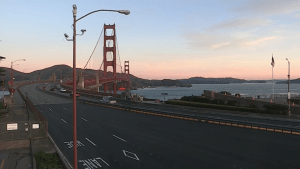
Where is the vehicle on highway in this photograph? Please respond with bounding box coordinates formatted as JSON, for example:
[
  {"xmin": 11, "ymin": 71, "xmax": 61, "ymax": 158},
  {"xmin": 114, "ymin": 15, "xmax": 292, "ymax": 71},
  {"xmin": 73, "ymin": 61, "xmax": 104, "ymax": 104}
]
[
  {"xmin": 50, "ymin": 87, "xmax": 55, "ymax": 91},
  {"xmin": 100, "ymin": 96, "xmax": 116, "ymax": 104},
  {"xmin": 70, "ymin": 92, "xmax": 80, "ymax": 97},
  {"xmin": 60, "ymin": 88, "xmax": 67, "ymax": 92}
]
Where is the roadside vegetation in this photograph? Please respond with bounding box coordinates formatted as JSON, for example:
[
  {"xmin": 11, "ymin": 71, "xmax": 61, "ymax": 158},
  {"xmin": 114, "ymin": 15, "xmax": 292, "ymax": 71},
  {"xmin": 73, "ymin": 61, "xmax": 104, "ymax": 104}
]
[
  {"xmin": 34, "ymin": 151, "xmax": 63, "ymax": 169},
  {"xmin": 0, "ymin": 102, "xmax": 7, "ymax": 118},
  {"xmin": 166, "ymin": 96, "xmax": 287, "ymax": 115}
]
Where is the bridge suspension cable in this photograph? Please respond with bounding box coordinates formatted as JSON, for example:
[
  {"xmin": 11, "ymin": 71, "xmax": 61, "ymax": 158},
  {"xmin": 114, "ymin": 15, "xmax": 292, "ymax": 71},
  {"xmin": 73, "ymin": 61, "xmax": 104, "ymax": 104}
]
[{"xmin": 83, "ymin": 27, "xmax": 104, "ymax": 71}]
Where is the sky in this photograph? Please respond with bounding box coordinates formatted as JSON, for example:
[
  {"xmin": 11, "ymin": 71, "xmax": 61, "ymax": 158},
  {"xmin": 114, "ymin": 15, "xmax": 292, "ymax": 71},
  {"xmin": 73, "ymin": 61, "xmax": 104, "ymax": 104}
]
[{"xmin": 0, "ymin": 0, "xmax": 300, "ymax": 80}]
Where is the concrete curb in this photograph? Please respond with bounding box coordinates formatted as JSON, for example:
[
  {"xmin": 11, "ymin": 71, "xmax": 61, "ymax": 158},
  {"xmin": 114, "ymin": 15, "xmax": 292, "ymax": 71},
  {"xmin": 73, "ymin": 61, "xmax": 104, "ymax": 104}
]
[{"xmin": 48, "ymin": 134, "xmax": 73, "ymax": 169}]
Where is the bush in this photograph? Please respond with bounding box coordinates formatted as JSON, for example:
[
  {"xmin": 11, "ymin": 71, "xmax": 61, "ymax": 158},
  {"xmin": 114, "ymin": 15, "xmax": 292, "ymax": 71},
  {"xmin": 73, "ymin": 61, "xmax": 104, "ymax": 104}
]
[
  {"xmin": 0, "ymin": 102, "xmax": 5, "ymax": 109},
  {"xmin": 34, "ymin": 151, "xmax": 63, "ymax": 169},
  {"xmin": 210, "ymin": 99, "xmax": 225, "ymax": 105},
  {"xmin": 263, "ymin": 104, "xmax": 287, "ymax": 115},
  {"xmin": 227, "ymin": 100, "xmax": 239, "ymax": 106}
]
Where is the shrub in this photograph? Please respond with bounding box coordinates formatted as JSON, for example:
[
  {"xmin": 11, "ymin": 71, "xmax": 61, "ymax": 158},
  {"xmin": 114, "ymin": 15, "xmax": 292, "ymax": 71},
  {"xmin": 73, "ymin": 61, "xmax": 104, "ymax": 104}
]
[
  {"xmin": 227, "ymin": 100, "xmax": 239, "ymax": 106},
  {"xmin": 34, "ymin": 151, "xmax": 63, "ymax": 169},
  {"xmin": 0, "ymin": 102, "xmax": 5, "ymax": 109}
]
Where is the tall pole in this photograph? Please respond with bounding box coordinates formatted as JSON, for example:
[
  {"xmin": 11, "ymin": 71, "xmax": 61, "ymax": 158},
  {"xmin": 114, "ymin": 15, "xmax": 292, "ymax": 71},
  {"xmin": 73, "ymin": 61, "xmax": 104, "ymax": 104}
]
[
  {"xmin": 288, "ymin": 60, "xmax": 290, "ymax": 116},
  {"xmin": 272, "ymin": 66, "xmax": 274, "ymax": 99},
  {"xmin": 10, "ymin": 61, "xmax": 13, "ymax": 87},
  {"xmin": 72, "ymin": 11, "xmax": 78, "ymax": 169}
]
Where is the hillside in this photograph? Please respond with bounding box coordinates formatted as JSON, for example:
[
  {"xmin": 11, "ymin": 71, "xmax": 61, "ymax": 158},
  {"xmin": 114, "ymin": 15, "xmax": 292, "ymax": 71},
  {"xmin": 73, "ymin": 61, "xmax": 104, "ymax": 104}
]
[
  {"xmin": 276, "ymin": 78, "xmax": 300, "ymax": 84},
  {"xmin": 2, "ymin": 64, "xmax": 191, "ymax": 89},
  {"xmin": 179, "ymin": 77, "xmax": 266, "ymax": 84}
]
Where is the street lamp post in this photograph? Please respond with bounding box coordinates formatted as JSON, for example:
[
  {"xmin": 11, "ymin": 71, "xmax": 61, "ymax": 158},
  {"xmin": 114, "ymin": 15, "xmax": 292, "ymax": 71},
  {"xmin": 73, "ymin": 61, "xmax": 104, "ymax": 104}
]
[
  {"xmin": 11, "ymin": 59, "xmax": 26, "ymax": 88},
  {"xmin": 64, "ymin": 5, "xmax": 130, "ymax": 169},
  {"xmin": 286, "ymin": 58, "xmax": 291, "ymax": 116}
]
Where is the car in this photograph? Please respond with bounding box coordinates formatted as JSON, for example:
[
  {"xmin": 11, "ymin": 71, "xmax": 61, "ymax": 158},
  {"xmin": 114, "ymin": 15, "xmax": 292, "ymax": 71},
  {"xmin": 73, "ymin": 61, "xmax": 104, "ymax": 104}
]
[
  {"xmin": 50, "ymin": 88, "xmax": 55, "ymax": 91},
  {"xmin": 100, "ymin": 96, "xmax": 116, "ymax": 104},
  {"xmin": 60, "ymin": 88, "xmax": 67, "ymax": 92},
  {"xmin": 70, "ymin": 92, "xmax": 80, "ymax": 97}
]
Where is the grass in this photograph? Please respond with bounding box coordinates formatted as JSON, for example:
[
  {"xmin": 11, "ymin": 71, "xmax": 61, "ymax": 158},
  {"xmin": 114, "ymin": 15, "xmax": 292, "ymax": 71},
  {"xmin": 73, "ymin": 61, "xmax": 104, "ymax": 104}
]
[{"xmin": 34, "ymin": 151, "xmax": 63, "ymax": 169}]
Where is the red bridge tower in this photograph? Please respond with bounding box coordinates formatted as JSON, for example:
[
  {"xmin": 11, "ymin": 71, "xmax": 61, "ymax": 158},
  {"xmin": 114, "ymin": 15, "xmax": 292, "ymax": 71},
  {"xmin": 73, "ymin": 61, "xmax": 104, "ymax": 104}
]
[{"xmin": 103, "ymin": 24, "xmax": 117, "ymax": 93}]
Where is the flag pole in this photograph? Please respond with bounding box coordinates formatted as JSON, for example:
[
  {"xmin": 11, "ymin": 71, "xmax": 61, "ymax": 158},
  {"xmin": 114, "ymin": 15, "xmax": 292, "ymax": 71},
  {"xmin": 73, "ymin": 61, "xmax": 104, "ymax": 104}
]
[{"xmin": 272, "ymin": 65, "xmax": 274, "ymax": 99}]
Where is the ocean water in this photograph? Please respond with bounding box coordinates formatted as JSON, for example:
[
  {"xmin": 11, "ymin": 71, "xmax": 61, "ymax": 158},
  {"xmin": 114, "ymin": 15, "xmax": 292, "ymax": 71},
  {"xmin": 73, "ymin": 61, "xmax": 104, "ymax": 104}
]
[{"xmin": 130, "ymin": 83, "xmax": 300, "ymax": 101}]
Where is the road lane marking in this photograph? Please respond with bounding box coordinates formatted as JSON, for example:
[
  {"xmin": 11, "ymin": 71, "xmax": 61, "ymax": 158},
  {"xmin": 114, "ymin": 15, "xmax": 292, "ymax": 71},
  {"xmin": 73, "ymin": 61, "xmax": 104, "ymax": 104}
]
[
  {"xmin": 64, "ymin": 140, "xmax": 85, "ymax": 148},
  {"xmin": 96, "ymin": 157, "xmax": 109, "ymax": 166},
  {"xmin": 113, "ymin": 135, "xmax": 126, "ymax": 142},
  {"xmin": 61, "ymin": 119, "xmax": 67, "ymax": 123},
  {"xmin": 123, "ymin": 150, "xmax": 139, "ymax": 161},
  {"xmin": 63, "ymin": 108, "xmax": 68, "ymax": 110},
  {"xmin": 49, "ymin": 108, "xmax": 52, "ymax": 111},
  {"xmin": 85, "ymin": 138, "xmax": 97, "ymax": 147},
  {"xmin": 81, "ymin": 117, "xmax": 88, "ymax": 121}
]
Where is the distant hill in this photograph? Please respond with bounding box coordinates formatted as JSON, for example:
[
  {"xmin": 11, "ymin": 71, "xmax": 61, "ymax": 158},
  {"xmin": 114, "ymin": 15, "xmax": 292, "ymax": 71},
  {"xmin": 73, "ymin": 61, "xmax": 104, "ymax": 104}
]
[
  {"xmin": 2, "ymin": 64, "xmax": 191, "ymax": 89},
  {"xmin": 179, "ymin": 77, "xmax": 266, "ymax": 84},
  {"xmin": 276, "ymin": 78, "xmax": 300, "ymax": 84}
]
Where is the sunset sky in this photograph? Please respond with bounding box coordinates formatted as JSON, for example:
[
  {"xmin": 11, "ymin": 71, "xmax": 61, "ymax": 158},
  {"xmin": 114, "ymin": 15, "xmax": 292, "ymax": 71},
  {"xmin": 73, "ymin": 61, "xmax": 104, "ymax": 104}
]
[{"xmin": 0, "ymin": 0, "xmax": 300, "ymax": 80}]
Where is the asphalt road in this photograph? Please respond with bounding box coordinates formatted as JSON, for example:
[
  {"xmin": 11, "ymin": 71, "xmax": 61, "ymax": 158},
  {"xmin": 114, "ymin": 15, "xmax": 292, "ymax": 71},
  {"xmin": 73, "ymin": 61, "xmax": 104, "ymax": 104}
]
[
  {"xmin": 41, "ymin": 83, "xmax": 300, "ymax": 128},
  {"xmin": 20, "ymin": 83, "xmax": 300, "ymax": 169}
]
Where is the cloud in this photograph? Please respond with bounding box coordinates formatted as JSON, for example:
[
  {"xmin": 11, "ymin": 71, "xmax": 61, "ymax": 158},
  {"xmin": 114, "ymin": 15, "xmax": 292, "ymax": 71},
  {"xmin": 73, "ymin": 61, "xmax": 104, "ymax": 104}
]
[
  {"xmin": 231, "ymin": 0, "xmax": 300, "ymax": 15},
  {"xmin": 241, "ymin": 36, "xmax": 277, "ymax": 46},
  {"xmin": 209, "ymin": 18, "xmax": 269, "ymax": 31},
  {"xmin": 210, "ymin": 42, "xmax": 231, "ymax": 49},
  {"xmin": 184, "ymin": 31, "xmax": 278, "ymax": 50},
  {"xmin": 295, "ymin": 13, "xmax": 300, "ymax": 18}
]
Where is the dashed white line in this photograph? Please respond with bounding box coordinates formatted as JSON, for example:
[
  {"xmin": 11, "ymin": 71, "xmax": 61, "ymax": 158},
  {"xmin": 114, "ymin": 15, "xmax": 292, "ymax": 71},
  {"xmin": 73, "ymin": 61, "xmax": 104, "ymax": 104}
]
[
  {"xmin": 63, "ymin": 108, "xmax": 68, "ymax": 110},
  {"xmin": 81, "ymin": 117, "xmax": 87, "ymax": 121},
  {"xmin": 49, "ymin": 108, "xmax": 52, "ymax": 111},
  {"xmin": 112, "ymin": 135, "xmax": 126, "ymax": 142},
  {"xmin": 96, "ymin": 157, "xmax": 109, "ymax": 166},
  {"xmin": 85, "ymin": 138, "xmax": 97, "ymax": 147},
  {"xmin": 61, "ymin": 119, "xmax": 67, "ymax": 123}
]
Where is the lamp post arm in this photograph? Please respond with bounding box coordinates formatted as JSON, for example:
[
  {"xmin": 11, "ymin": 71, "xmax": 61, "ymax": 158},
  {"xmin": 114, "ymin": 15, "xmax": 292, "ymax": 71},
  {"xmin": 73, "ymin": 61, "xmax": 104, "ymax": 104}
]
[{"xmin": 76, "ymin": 9, "xmax": 120, "ymax": 22}]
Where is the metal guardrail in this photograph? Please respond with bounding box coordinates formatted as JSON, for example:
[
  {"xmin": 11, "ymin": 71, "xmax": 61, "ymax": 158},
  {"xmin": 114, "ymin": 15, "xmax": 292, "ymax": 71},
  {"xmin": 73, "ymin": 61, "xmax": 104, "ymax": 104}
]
[{"xmin": 36, "ymin": 84, "xmax": 300, "ymax": 136}]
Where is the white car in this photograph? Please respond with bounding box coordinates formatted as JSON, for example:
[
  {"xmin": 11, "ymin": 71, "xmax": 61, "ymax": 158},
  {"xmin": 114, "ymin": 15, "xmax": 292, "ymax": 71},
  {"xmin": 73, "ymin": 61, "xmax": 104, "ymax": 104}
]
[
  {"xmin": 60, "ymin": 88, "xmax": 67, "ymax": 92},
  {"xmin": 100, "ymin": 96, "xmax": 116, "ymax": 104}
]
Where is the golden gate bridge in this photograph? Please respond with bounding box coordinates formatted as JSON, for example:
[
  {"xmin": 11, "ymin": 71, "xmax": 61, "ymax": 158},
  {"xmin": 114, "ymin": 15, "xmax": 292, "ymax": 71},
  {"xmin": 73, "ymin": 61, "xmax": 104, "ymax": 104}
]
[{"xmin": 64, "ymin": 24, "xmax": 130, "ymax": 94}]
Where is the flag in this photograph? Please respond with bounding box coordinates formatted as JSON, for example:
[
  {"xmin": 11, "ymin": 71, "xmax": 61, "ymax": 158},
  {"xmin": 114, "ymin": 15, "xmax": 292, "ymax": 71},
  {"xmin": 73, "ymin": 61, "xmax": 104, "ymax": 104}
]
[{"xmin": 271, "ymin": 55, "xmax": 275, "ymax": 67}]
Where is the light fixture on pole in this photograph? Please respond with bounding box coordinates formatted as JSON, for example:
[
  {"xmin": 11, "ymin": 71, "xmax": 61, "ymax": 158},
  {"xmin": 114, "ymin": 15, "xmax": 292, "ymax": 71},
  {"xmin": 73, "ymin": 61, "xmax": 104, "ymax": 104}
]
[
  {"xmin": 64, "ymin": 5, "xmax": 130, "ymax": 169},
  {"xmin": 11, "ymin": 59, "xmax": 26, "ymax": 88},
  {"xmin": 286, "ymin": 58, "xmax": 291, "ymax": 116}
]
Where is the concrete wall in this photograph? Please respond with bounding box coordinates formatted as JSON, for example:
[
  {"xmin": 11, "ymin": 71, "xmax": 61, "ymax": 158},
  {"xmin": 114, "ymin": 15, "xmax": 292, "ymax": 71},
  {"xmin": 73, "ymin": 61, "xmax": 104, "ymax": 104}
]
[{"xmin": 204, "ymin": 90, "xmax": 300, "ymax": 114}]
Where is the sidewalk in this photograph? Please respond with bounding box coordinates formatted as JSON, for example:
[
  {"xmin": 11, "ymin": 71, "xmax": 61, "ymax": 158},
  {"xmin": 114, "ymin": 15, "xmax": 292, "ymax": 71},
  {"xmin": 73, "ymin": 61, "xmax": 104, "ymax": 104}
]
[{"xmin": 0, "ymin": 90, "xmax": 55, "ymax": 169}]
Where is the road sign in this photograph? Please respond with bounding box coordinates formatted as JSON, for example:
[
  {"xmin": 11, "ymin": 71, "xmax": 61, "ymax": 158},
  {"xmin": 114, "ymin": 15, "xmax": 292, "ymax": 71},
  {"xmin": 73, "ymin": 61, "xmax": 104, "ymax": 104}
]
[
  {"xmin": 7, "ymin": 123, "xmax": 18, "ymax": 130},
  {"xmin": 32, "ymin": 124, "xmax": 39, "ymax": 129}
]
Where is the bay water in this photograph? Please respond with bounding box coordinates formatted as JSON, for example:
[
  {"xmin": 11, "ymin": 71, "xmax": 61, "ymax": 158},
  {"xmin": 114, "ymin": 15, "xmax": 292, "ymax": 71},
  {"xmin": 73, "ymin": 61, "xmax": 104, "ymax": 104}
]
[{"xmin": 130, "ymin": 83, "xmax": 300, "ymax": 101}]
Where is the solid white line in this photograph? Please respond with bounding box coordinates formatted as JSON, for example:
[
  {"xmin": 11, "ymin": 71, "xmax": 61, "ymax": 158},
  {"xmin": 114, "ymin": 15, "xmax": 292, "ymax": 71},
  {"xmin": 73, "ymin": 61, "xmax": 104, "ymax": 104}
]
[
  {"xmin": 63, "ymin": 108, "xmax": 68, "ymax": 110},
  {"xmin": 85, "ymin": 138, "xmax": 97, "ymax": 147},
  {"xmin": 112, "ymin": 135, "xmax": 126, "ymax": 142},
  {"xmin": 49, "ymin": 108, "xmax": 52, "ymax": 111},
  {"xmin": 96, "ymin": 157, "xmax": 109, "ymax": 166},
  {"xmin": 81, "ymin": 117, "xmax": 87, "ymax": 121},
  {"xmin": 61, "ymin": 119, "xmax": 67, "ymax": 123}
]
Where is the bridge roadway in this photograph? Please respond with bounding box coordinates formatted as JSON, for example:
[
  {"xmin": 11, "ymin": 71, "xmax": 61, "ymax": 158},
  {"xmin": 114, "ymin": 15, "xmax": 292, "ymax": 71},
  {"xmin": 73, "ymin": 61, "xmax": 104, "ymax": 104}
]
[{"xmin": 20, "ymin": 83, "xmax": 300, "ymax": 169}]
